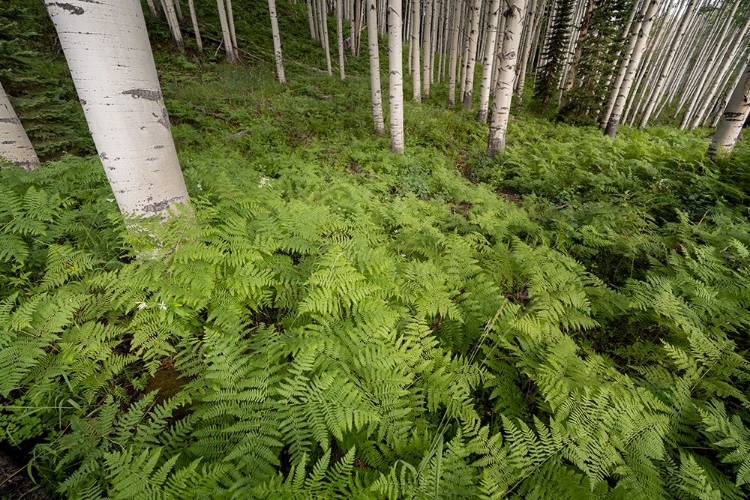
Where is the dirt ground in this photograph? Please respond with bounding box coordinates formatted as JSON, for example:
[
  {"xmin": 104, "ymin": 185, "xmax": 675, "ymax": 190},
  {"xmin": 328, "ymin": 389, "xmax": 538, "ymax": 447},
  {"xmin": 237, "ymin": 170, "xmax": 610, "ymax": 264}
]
[{"xmin": 0, "ymin": 452, "xmax": 52, "ymax": 500}]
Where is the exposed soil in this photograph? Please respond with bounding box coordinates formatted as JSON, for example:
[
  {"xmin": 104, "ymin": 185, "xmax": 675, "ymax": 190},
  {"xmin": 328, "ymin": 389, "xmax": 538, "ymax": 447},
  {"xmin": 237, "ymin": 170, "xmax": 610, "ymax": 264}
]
[{"xmin": 0, "ymin": 452, "xmax": 53, "ymax": 500}]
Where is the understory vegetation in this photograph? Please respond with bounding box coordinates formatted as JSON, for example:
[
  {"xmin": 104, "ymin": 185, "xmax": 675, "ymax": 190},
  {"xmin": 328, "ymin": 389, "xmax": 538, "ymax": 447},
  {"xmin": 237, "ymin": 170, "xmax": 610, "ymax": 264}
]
[{"xmin": 2, "ymin": 1, "xmax": 750, "ymax": 498}]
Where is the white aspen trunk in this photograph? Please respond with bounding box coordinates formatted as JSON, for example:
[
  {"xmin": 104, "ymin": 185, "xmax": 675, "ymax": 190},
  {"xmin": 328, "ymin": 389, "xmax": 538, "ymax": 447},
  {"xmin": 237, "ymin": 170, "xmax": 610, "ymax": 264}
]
[
  {"xmin": 679, "ymin": 0, "xmax": 740, "ymax": 129},
  {"xmin": 336, "ymin": 0, "xmax": 346, "ymax": 78},
  {"xmin": 355, "ymin": 0, "xmax": 365, "ymax": 56},
  {"xmin": 697, "ymin": 45, "xmax": 747, "ymax": 128},
  {"xmin": 146, "ymin": 0, "xmax": 158, "ymax": 17},
  {"xmin": 462, "ymin": 0, "xmax": 484, "ymax": 109},
  {"xmin": 217, "ymin": 0, "xmax": 237, "ymax": 62},
  {"xmin": 367, "ymin": 0, "xmax": 385, "ymax": 135},
  {"xmin": 708, "ymin": 60, "xmax": 750, "ymax": 159},
  {"xmin": 411, "ymin": 0, "xmax": 422, "ymax": 102},
  {"xmin": 439, "ymin": 0, "xmax": 450, "ymax": 81},
  {"xmin": 226, "ymin": 0, "xmax": 239, "ymax": 53},
  {"xmin": 491, "ymin": 11, "xmax": 506, "ymax": 90},
  {"xmin": 308, "ymin": 0, "xmax": 318, "ymax": 39},
  {"xmin": 0, "ymin": 83, "xmax": 39, "ymax": 170},
  {"xmin": 160, "ymin": 0, "xmax": 185, "ymax": 53},
  {"xmin": 600, "ymin": 0, "xmax": 643, "ymax": 128},
  {"xmin": 459, "ymin": 1, "xmax": 472, "ymax": 100},
  {"xmin": 429, "ymin": 0, "xmax": 439, "ymax": 84},
  {"xmin": 638, "ymin": 0, "xmax": 697, "ymax": 127},
  {"xmin": 560, "ymin": 0, "xmax": 595, "ymax": 106},
  {"xmin": 604, "ymin": 0, "xmax": 661, "ymax": 137},
  {"xmin": 447, "ymin": 0, "xmax": 464, "ymax": 105},
  {"xmin": 174, "ymin": 0, "xmax": 183, "ymax": 22},
  {"xmin": 389, "ymin": 0, "xmax": 405, "ymax": 153},
  {"xmin": 422, "ymin": 0, "xmax": 434, "ymax": 96},
  {"xmin": 711, "ymin": 59, "xmax": 746, "ymax": 127},
  {"xmin": 319, "ymin": 0, "xmax": 333, "ymax": 75},
  {"xmin": 514, "ymin": 0, "xmax": 539, "ymax": 97},
  {"xmin": 477, "ymin": 0, "xmax": 502, "ymax": 122},
  {"xmin": 353, "ymin": 0, "xmax": 361, "ymax": 55},
  {"xmin": 488, "ymin": 0, "xmax": 527, "ymax": 156},
  {"xmin": 187, "ymin": 0, "xmax": 203, "ymax": 53},
  {"xmin": 691, "ymin": 15, "xmax": 750, "ymax": 128},
  {"xmin": 269, "ymin": 0, "xmax": 287, "ymax": 83},
  {"xmin": 45, "ymin": 0, "xmax": 188, "ymax": 216}
]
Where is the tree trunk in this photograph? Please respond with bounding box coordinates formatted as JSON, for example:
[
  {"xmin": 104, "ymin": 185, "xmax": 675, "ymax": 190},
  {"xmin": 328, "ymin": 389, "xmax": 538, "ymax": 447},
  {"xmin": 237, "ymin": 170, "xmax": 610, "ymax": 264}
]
[
  {"xmin": 488, "ymin": 0, "xmax": 527, "ymax": 156},
  {"xmin": 307, "ymin": 0, "xmax": 318, "ymax": 39},
  {"xmin": 422, "ymin": 0, "xmax": 434, "ymax": 97},
  {"xmin": 188, "ymin": 0, "xmax": 203, "ymax": 53},
  {"xmin": 146, "ymin": 0, "xmax": 158, "ymax": 17},
  {"xmin": 708, "ymin": 60, "xmax": 750, "ymax": 159},
  {"xmin": 604, "ymin": 0, "xmax": 661, "ymax": 137},
  {"xmin": 367, "ymin": 0, "xmax": 385, "ymax": 135},
  {"xmin": 411, "ymin": 0, "xmax": 422, "ymax": 102},
  {"xmin": 462, "ymin": 0, "xmax": 483, "ymax": 109},
  {"xmin": 269, "ymin": 0, "xmax": 287, "ymax": 83},
  {"xmin": 336, "ymin": 0, "xmax": 346, "ymax": 79},
  {"xmin": 559, "ymin": 0, "xmax": 595, "ymax": 108},
  {"xmin": 226, "ymin": 0, "xmax": 239, "ymax": 54},
  {"xmin": 160, "ymin": 0, "xmax": 185, "ymax": 53},
  {"xmin": 477, "ymin": 0, "xmax": 502, "ymax": 122},
  {"xmin": 514, "ymin": 0, "xmax": 540, "ymax": 97},
  {"xmin": 447, "ymin": 0, "xmax": 464, "ymax": 105},
  {"xmin": 217, "ymin": 0, "xmax": 238, "ymax": 62},
  {"xmin": 45, "ymin": 0, "xmax": 189, "ymax": 217},
  {"xmin": 173, "ymin": 0, "xmax": 183, "ymax": 22},
  {"xmin": 0, "ymin": 82, "xmax": 39, "ymax": 170},
  {"xmin": 389, "ymin": 0, "xmax": 405, "ymax": 153}
]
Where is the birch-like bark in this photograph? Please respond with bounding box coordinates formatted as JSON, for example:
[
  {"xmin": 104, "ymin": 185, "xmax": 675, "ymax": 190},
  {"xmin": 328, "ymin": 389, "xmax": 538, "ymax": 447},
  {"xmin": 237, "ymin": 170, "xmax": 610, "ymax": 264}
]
[
  {"xmin": 514, "ymin": 0, "xmax": 539, "ymax": 97},
  {"xmin": 389, "ymin": 0, "xmax": 405, "ymax": 153},
  {"xmin": 269, "ymin": 0, "xmax": 287, "ymax": 83},
  {"xmin": 447, "ymin": 0, "xmax": 464, "ymax": 105},
  {"xmin": 160, "ymin": 0, "xmax": 185, "ymax": 53},
  {"xmin": 488, "ymin": 0, "xmax": 527, "ymax": 156},
  {"xmin": 45, "ymin": 0, "xmax": 189, "ymax": 216},
  {"xmin": 217, "ymin": 0, "xmax": 238, "ymax": 62},
  {"xmin": 319, "ymin": 0, "xmax": 333, "ymax": 75},
  {"xmin": 336, "ymin": 0, "xmax": 346, "ymax": 78},
  {"xmin": 146, "ymin": 0, "xmax": 158, "ymax": 17},
  {"xmin": 462, "ymin": 0, "xmax": 484, "ymax": 109},
  {"xmin": 711, "ymin": 60, "xmax": 745, "ymax": 127},
  {"xmin": 679, "ymin": 0, "xmax": 740, "ymax": 130},
  {"xmin": 367, "ymin": 0, "xmax": 385, "ymax": 135},
  {"xmin": 604, "ymin": 0, "xmax": 661, "ymax": 137},
  {"xmin": 422, "ymin": 0, "xmax": 434, "ymax": 96},
  {"xmin": 708, "ymin": 60, "xmax": 750, "ymax": 159},
  {"xmin": 560, "ymin": 0, "xmax": 595, "ymax": 107},
  {"xmin": 308, "ymin": 0, "xmax": 318, "ymax": 39},
  {"xmin": 226, "ymin": 0, "xmax": 239, "ymax": 53},
  {"xmin": 411, "ymin": 0, "xmax": 422, "ymax": 102},
  {"xmin": 477, "ymin": 0, "xmax": 502, "ymax": 122},
  {"xmin": 188, "ymin": 0, "xmax": 203, "ymax": 53},
  {"xmin": 0, "ymin": 82, "xmax": 39, "ymax": 170},
  {"xmin": 173, "ymin": 0, "xmax": 183, "ymax": 22}
]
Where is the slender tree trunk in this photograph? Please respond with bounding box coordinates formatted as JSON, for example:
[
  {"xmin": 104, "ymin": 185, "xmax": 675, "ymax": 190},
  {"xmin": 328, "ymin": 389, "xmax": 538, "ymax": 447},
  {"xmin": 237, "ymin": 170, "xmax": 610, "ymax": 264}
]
[
  {"xmin": 422, "ymin": 0, "xmax": 434, "ymax": 96},
  {"xmin": 488, "ymin": 0, "xmax": 527, "ymax": 156},
  {"xmin": 160, "ymin": 0, "xmax": 185, "ymax": 53},
  {"xmin": 604, "ymin": 0, "xmax": 662, "ymax": 137},
  {"xmin": 514, "ymin": 0, "xmax": 539, "ymax": 97},
  {"xmin": 411, "ymin": 0, "xmax": 422, "ymax": 102},
  {"xmin": 45, "ymin": 0, "xmax": 188, "ymax": 216},
  {"xmin": 367, "ymin": 0, "xmax": 385, "ymax": 135},
  {"xmin": 226, "ymin": 0, "xmax": 239, "ymax": 54},
  {"xmin": 447, "ymin": 0, "xmax": 463, "ymax": 105},
  {"xmin": 217, "ymin": 0, "xmax": 237, "ymax": 62},
  {"xmin": 336, "ymin": 0, "xmax": 346, "ymax": 78},
  {"xmin": 462, "ymin": 0, "xmax": 483, "ymax": 109},
  {"xmin": 308, "ymin": 0, "xmax": 318, "ymax": 39},
  {"xmin": 319, "ymin": 0, "xmax": 333, "ymax": 75},
  {"xmin": 711, "ymin": 59, "xmax": 745, "ymax": 127},
  {"xmin": 477, "ymin": 0, "xmax": 502, "ymax": 122},
  {"xmin": 389, "ymin": 0, "xmax": 405, "ymax": 153},
  {"xmin": 188, "ymin": 0, "xmax": 203, "ymax": 53},
  {"xmin": 559, "ymin": 0, "xmax": 595, "ymax": 107},
  {"xmin": 708, "ymin": 60, "xmax": 750, "ymax": 159},
  {"xmin": 0, "ymin": 83, "xmax": 39, "ymax": 170},
  {"xmin": 146, "ymin": 0, "xmax": 158, "ymax": 17},
  {"xmin": 269, "ymin": 0, "xmax": 287, "ymax": 83},
  {"xmin": 173, "ymin": 0, "xmax": 183, "ymax": 22}
]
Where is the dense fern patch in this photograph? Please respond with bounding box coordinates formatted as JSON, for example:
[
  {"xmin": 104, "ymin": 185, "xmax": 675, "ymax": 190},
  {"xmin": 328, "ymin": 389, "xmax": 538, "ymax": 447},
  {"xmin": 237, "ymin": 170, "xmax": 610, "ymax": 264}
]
[{"xmin": 3, "ymin": 1, "xmax": 750, "ymax": 498}]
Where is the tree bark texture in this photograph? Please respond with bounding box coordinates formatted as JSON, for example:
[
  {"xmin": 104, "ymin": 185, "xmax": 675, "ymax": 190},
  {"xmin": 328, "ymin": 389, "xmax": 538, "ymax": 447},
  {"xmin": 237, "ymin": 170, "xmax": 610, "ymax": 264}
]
[{"xmin": 0, "ymin": 82, "xmax": 39, "ymax": 170}]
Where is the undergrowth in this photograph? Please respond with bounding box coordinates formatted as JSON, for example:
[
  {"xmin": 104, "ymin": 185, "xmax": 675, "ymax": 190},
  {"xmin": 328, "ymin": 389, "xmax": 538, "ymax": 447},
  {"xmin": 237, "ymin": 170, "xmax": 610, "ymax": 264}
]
[{"xmin": 2, "ymin": 1, "xmax": 750, "ymax": 498}]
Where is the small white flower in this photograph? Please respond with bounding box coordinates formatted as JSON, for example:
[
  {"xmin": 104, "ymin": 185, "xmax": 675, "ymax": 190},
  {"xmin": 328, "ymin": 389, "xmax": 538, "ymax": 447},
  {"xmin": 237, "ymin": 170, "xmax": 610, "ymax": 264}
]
[
  {"xmin": 197, "ymin": 183, "xmax": 203, "ymax": 191},
  {"xmin": 106, "ymin": 198, "xmax": 115, "ymax": 203},
  {"xmin": 158, "ymin": 301, "xmax": 168, "ymax": 311},
  {"xmin": 136, "ymin": 301, "xmax": 147, "ymax": 310},
  {"xmin": 258, "ymin": 177, "xmax": 270, "ymax": 188}
]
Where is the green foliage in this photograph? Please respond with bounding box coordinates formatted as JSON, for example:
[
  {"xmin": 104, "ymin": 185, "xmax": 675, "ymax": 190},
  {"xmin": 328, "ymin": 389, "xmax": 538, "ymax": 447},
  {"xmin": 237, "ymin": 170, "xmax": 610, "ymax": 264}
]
[{"xmin": 3, "ymin": 1, "xmax": 750, "ymax": 498}]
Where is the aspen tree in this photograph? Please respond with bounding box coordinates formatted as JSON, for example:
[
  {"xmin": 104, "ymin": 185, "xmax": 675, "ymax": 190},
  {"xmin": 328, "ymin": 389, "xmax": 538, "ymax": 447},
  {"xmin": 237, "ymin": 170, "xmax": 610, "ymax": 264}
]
[
  {"xmin": 703, "ymin": 47, "xmax": 750, "ymax": 127},
  {"xmin": 307, "ymin": 0, "xmax": 318, "ymax": 39},
  {"xmin": 188, "ymin": 0, "xmax": 203, "ymax": 53},
  {"xmin": 336, "ymin": 0, "xmax": 346, "ymax": 79},
  {"xmin": 514, "ymin": 0, "xmax": 541, "ymax": 97},
  {"xmin": 477, "ymin": 0, "xmax": 502, "ymax": 122},
  {"xmin": 711, "ymin": 60, "xmax": 745, "ymax": 127},
  {"xmin": 708, "ymin": 59, "xmax": 750, "ymax": 159},
  {"xmin": 488, "ymin": 0, "xmax": 527, "ymax": 156},
  {"xmin": 160, "ymin": 0, "xmax": 185, "ymax": 54},
  {"xmin": 448, "ymin": 0, "xmax": 464, "ymax": 105},
  {"xmin": 45, "ymin": 0, "xmax": 189, "ymax": 217},
  {"xmin": 226, "ymin": 0, "xmax": 239, "ymax": 54},
  {"xmin": 462, "ymin": 0, "xmax": 484, "ymax": 109},
  {"xmin": 269, "ymin": 0, "xmax": 287, "ymax": 84},
  {"xmin": 560, "ymin": 0, "xmax": 595, "ymax": 107},
  {"xmin": 0, "ymin": 82, "xmax": 39, "ymax": 170},
  {"xmin": 422, "ymin": 0, "xmax": 434, "ymax": 96},
  {"xmin": 217, "ymin": 0, "xmax": 238, "ymax": 62},
  {"xmin": 319, "ymin": 0, "xmax": 334, "ymax": 75},
  {"xmin": 389, "ymin": 0, "xmax": 405, "ymax": 153},
  {"xmin": 604, "ymin": 0, "xmax": 661, "ymax": 137},
  {"xmin": 367, "ymin": 0, "xmax": 386, "ymax": 135},
  {"xmin": 146, "ymin": 0, "xmax": 158, "ymax": 17},
  {"xmin": 679, "ymin": 0, "xmax": 741, "ymax": 130},
  {"xmin": 411, "ymin": 0, "xmax": 422, "ymax": 102},
  {"xmin": 173, "ymin": 0, "xmax": 183, "ymax": 22}
]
